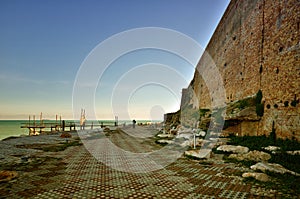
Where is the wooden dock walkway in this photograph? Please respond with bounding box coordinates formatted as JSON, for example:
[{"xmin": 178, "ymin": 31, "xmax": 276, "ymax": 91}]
[
  {"xmin": 21, "ymin": 121, "xmax": 76, "ymax": 135},
  {"xmin": 21, "ymin": 120, "xmax": 119, "ymax": 135}
]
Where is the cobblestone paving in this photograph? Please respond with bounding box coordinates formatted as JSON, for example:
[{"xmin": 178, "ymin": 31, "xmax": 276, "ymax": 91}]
[
  {"xmin": 0, "ymin": 128, "xmax": 286, "ymax": 198},
  {"xmin": 32, "ymin": 149, "xmax": 254, "ymax": 199}
]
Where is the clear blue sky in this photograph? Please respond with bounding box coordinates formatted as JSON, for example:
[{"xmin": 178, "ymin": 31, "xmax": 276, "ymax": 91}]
[{"xmin": 0, "ymin": 0, "xmax": 230, "ymax": 120}]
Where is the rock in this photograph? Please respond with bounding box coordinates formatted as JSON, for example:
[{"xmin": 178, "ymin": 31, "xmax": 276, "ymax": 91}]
[
  {"xmin": 262, "ymin": 146, "xmax": 281, "ymax": 152},
  {"xmin": 0, "ymin": 171, "xmax": 18, "ymax": 182},
  {"xmin": 216, "ymin": 145, "xmax": 249, "ymax": 154},
  {"xmin": 228, "ymin": 150, "xmax": 271, "ymax": 162},
  {"xmin": 242, "ymin": 172, "xmax": 269, "ymax": 182},
  {"xmin": 185, "ymin": 149, "xmax": 212, "ymax": 159},
  {"xmin": 198, "ymin": 149, "xmax": 212, "ymax": 159},
  {"xmin": 286, "ymin": 150, "xmax": 300, "ymax": 155},
  {"xmin": 250, "ymin": 162, "xmax": 300, "ymax": 176},
  {"xmin": 157, "ymin": 134, "xmax": 173, "ymax": 138},
  {"xmin": 196, "ymin": 131, "xmax": 206, "ymax": 137},
  {"xmin": 156, "ymin": 139, "xmax": 174, "ymax": 145},
  {"xmin": 176, "ymin": 133, "xmax": 193, "ymax": 139}
]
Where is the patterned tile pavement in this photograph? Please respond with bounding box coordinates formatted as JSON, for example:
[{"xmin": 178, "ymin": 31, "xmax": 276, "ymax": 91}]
[{"xmin": 0, "ymin": 127, "xmax": 291, "ymax": 198}]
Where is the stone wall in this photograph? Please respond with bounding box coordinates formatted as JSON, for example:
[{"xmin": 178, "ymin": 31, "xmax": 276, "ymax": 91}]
[{"xmin": 178, "ymin": 0, "xmax": 299, "ymax": 139}]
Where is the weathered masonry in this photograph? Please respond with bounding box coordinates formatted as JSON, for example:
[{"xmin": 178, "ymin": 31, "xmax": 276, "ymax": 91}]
[{"xmin": 168, "ymin": 0, "xmax": 299, "ymax": 140}]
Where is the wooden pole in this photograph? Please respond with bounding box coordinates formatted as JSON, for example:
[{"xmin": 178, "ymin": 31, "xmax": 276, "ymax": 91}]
[
  {"xmin": 33, "ymin": 115, "xmax": 36, "ymax": 134},
  {"xmin": 62, "ymin": 120, "xmax": 65, "ymax": 131},
  {"xmin": 115, "ymin": 116, "xmax": 118, "ymax": 126}
]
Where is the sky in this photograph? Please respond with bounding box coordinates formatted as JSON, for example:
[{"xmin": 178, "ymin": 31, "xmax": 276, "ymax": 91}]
[{"xmin": 0, "ymin": 0, "xmax": 230, "ymax": 121}]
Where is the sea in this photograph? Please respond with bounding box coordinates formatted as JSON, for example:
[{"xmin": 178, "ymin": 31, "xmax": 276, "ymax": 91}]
[
  {"xmin": 0, "ymin": 120, "xmax": 161, "ymax": 140},
  {"xmin": 0, "ymin": 120, "xmax": 29, "ymax": 140}
]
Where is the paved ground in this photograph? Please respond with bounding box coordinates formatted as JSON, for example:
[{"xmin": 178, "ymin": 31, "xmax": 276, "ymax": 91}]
[{"xmin": 0, "ymin": 127, "xmax": 292, "ymax": 198}]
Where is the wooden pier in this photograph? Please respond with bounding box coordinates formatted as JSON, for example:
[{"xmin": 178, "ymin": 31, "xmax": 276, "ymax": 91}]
[
  {"xmin": 21, "ymin": 121, "xmax": 76, "ymax": 135},
  {"xmin": 20, "ymin": 113, "xmax": 120, "ymax": 135}
]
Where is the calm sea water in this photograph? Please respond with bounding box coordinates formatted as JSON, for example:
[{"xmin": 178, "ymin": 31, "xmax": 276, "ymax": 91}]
[
  {"xmin": 0, "ymin": 120, "xmax": 29, "ymax": 140},
  {"xmin": 0, "ymin": 120, "xmax": 160, "ymax": 140}
]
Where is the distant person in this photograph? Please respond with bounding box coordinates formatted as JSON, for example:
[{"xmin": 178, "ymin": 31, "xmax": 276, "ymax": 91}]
[{"xmin": 132, "ymin": 120, "xmax": 136, "ymax": 128}]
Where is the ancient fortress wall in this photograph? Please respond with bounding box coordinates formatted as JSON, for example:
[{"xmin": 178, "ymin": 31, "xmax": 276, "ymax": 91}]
[{"xmin": 180, "ymin": 0, "xmax": 299, "ymax": 139}]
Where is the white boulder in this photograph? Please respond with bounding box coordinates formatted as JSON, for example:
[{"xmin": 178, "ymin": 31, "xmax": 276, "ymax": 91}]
[
  {"xmin": 195, "ymin": 131, "xmax": 206, "ymax": 137},
  {"xmin": 185, "ymin": 149, "xmax": 212, "ymax": 159},
  {"xmin": 242, "ymin": 172, "xmax": 269, "ymax": 182},
  {"xmin": 250, "ymin": 162, "xmax": 300, "ymax": 176},
  {"xmin": 156, "ymin": 139, "xmax": 174, "ymax": 145},
  {"xmin": 286, "ymin": 150, "xmax": 300, "ymax": 155},
  {"xmin": 157, "ymin": 134, "xmax": 173, "ymax": 138},
  {"xmin": 176, "ymin": 133, "xmax": 193, "ymax": 139},
  {"xmin": 262, "ymin": 146, "xmax": 281, "ymax": 152},
  {"xmin": 216, "ymin": 145, "xmax": 249, "ymax": 154}
]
